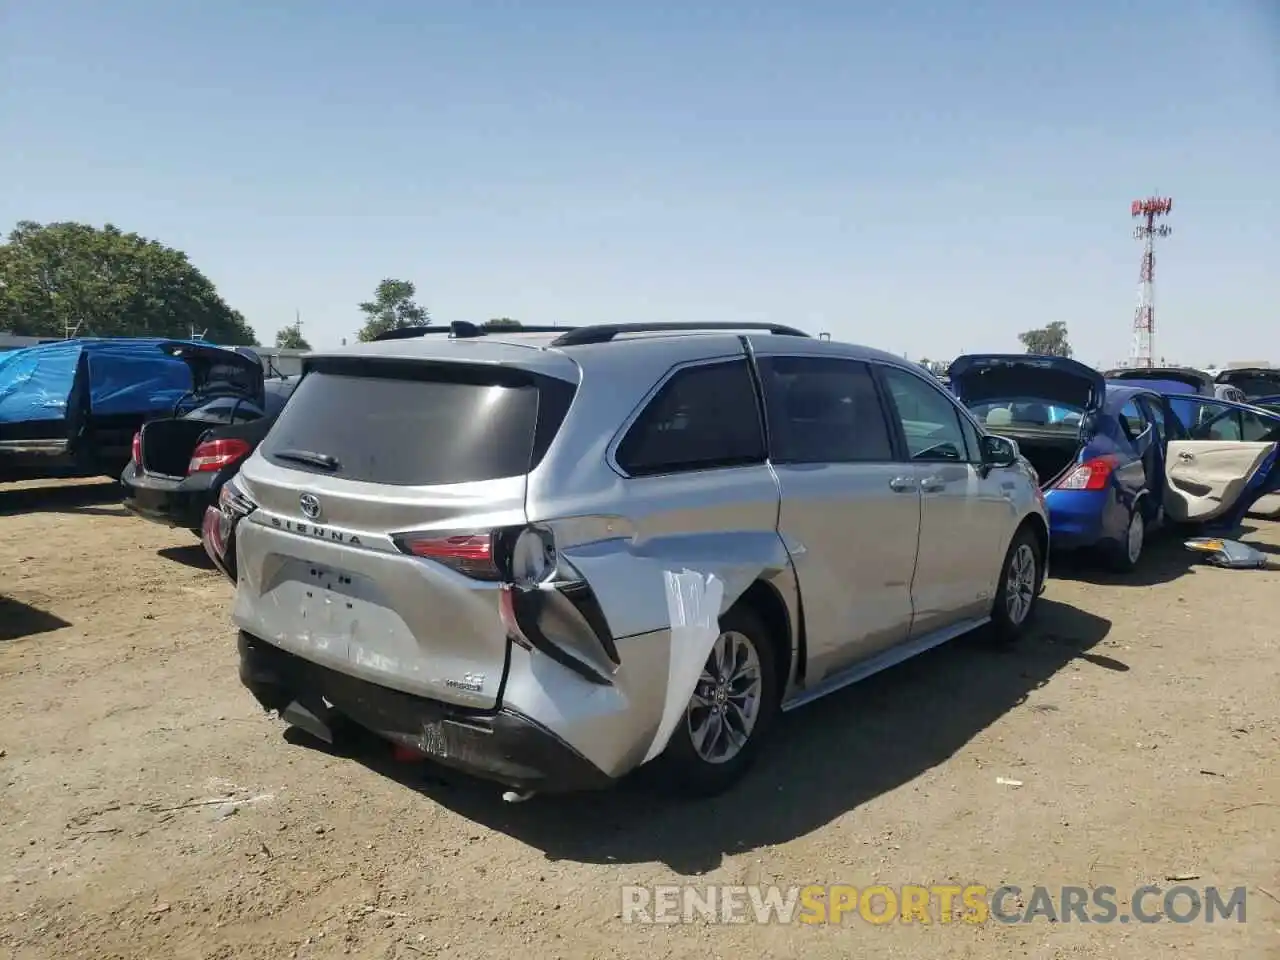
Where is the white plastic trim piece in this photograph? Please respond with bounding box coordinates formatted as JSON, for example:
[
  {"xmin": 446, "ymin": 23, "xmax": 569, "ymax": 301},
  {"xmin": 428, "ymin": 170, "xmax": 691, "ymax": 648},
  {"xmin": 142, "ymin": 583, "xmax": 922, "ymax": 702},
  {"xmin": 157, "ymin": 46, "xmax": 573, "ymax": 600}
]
[{"xmin": 642, "ymin": 568, "xmax": 725, "ymax": 764}]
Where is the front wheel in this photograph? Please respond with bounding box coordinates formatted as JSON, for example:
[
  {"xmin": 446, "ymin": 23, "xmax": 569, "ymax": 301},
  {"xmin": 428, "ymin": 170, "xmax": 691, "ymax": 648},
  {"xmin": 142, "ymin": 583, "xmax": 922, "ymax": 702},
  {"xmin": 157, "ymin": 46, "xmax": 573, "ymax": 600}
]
[
  {"xmin": 658, "ymin": 606, "xmax": 780, "ymax": 798},
  {"xmin": 990, "ymin": 526, "xmax": 1043, "ymax": 643}
]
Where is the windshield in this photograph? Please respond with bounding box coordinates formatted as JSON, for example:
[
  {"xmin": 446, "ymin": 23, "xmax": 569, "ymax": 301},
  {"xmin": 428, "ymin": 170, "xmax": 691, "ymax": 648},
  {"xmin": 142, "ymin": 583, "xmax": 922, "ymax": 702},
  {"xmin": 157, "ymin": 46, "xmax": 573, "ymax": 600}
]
[{"xmin": 967, "ymin": 398, "xmax": 1084, "ymax": 431}]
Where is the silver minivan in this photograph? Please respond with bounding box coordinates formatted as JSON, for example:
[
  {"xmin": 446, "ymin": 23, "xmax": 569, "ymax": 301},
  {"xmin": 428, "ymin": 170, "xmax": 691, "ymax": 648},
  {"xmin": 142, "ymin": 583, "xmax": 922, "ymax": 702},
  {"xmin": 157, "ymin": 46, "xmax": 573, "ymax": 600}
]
[{"xmin": 217, "ymin": 322, "xmax": 1049, "ymax": 798}]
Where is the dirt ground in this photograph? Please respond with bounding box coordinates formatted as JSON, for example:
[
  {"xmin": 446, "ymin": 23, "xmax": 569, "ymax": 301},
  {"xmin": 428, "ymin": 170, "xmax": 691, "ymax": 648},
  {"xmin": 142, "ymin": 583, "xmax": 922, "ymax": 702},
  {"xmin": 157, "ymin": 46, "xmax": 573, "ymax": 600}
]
[{"xmin": 2, "ymin": 479, "xmax": 1278, "ymax": 960}]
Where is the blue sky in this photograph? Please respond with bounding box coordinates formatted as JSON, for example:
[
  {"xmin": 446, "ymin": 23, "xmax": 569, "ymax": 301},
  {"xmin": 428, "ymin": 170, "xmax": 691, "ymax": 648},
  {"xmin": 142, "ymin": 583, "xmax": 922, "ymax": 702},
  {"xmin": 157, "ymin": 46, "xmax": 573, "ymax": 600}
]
[{"xmin": 1, "ymin": 0, "xmax": 1277, "ymax": 366}]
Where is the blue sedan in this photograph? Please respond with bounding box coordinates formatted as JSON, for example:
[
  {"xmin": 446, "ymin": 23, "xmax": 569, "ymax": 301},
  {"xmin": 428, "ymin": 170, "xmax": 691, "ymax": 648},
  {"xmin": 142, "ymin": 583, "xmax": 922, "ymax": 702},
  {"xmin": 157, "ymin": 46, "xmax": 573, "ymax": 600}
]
[{"xmin": 950, "ymin": 355, "xmax": 1280, "ymax": 573}]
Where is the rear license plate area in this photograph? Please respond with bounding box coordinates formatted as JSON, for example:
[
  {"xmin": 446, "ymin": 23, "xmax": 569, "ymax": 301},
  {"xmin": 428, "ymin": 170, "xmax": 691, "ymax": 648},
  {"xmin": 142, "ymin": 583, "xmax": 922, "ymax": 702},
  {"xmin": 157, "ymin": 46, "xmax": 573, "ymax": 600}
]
[{"xmin": 298, "ymin": 563, "xmax": 363, "ymax": 636}]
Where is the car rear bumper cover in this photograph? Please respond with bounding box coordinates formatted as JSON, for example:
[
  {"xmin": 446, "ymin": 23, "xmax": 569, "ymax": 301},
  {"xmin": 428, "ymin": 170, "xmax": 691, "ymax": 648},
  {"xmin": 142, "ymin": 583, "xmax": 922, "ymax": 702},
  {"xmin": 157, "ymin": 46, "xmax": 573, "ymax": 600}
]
[
  {"xmin": 121, "ymin": 462, "xmax": 217, "ymax": 529},
  {"xmin": 237, "ymin": 631, "xmax": 614, "ymax": 793}
]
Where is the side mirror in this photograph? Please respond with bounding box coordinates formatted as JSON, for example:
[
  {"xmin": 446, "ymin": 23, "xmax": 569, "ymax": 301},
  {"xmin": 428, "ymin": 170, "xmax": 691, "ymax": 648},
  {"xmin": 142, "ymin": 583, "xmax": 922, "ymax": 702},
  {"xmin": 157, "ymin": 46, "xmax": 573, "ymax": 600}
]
[{"xmin": 982, "ymin": 434, "xmax": 1019, "ymax": 469}]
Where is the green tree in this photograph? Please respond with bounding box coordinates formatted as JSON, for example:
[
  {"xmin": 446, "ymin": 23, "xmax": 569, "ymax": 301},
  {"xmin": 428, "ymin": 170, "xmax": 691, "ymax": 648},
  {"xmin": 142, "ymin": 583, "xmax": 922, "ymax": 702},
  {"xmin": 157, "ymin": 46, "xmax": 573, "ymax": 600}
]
[
  {"xmin": 275, "ymin": 325, "xmax": 311, "ymax": 350},
  {"xmin": 1017, "ymin": 321, "xmax": 1072, "ymax": 358},
  {"xmin": 0, "ymin": 221, "xmax": 258, "ymax": 344},
  {"xmin": 483, "ymin": 317, "xmax": 522, "ymax": 329},
  {"xmin": 356, "ymin": 278, "xmax": 427, "ymax": 341}
]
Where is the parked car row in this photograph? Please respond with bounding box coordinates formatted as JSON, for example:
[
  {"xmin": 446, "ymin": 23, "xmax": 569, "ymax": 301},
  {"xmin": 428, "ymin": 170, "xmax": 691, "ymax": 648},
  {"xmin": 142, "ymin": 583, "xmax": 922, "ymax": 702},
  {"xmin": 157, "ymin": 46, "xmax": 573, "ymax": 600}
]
[
  {"xmin": 948, "ymin": 356, "xmax": 1280, "ymax": 572},
  {"xmin": 0, "ymin": 338, "xmax": 262, "ymax": 483},
  {"xmin": 102, "ymin": 324, "xmax": 1280, "ymax": 802}
]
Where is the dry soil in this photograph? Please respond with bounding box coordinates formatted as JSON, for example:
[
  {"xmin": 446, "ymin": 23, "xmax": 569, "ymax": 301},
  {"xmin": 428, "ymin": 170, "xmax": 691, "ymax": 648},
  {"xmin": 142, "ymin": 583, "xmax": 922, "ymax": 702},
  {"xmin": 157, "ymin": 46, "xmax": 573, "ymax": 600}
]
[{"xmin": 1, "ymin": 479, "xmax": 1278, "ymax": 959}]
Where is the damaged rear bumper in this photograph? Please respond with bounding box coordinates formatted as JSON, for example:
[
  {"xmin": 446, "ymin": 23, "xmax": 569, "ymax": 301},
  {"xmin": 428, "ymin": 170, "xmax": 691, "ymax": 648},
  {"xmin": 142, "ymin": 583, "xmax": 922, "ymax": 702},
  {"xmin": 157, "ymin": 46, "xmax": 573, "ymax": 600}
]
[{"xmin": 236, "ymin": 632, "xmax": 614, "ymax": 794}]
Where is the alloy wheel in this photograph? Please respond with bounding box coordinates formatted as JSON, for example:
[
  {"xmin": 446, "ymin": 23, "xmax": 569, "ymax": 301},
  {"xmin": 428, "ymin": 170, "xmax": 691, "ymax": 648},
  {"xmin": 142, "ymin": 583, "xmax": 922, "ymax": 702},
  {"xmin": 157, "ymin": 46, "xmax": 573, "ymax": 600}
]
[
  {"xmin": 1005, "ymin": 543, "xmax": 1037, "ymax": 625},
  {"xmin": 686, "ymin": 631, "xmax": 764, "ymax": 765}
]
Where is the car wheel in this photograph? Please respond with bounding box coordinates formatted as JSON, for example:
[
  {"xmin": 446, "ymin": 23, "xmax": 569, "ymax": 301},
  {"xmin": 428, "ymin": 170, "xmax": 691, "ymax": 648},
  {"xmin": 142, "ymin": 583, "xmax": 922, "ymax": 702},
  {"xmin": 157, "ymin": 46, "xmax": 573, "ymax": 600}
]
[
  {"xmin": 659, "ymin": 605, "xmax": 780, "ymax": 798},
  {"xmin": 990, "ymin": 525, "xmax": 1042, "ymax": 643},
  {"xmin": 1108, "ymin": 507, "xmax": 1145, "ymax": 573}
]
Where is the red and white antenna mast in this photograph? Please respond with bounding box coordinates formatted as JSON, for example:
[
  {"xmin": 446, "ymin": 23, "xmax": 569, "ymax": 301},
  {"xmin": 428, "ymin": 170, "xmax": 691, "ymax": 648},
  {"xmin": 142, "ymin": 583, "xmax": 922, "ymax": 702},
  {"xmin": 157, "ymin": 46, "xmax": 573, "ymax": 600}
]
[{"xmin": 1130, "ymin": 196, "xmax": 1173, "ymax": 368}]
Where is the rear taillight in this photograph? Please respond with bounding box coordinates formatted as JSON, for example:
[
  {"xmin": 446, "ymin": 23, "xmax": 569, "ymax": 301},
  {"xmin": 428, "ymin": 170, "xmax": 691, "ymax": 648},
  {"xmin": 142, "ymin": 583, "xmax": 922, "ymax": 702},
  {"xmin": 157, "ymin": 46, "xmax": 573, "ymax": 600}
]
[
  {"xmin": 188, "ymin": 438, "xmax": 253, "ymax": 474},
  {"xmin": 210, "ymin": 476, "xmax": 257, "ymax": 560},
  {"xmin": 131, "ymin": 431, "xmax": 142, "ymax": 465},
  {"xmin": 394, "ymin": 532, "xmax": 501, "ymax": 581},
  {"xmin": 218, "ymin": 476, "xmax": 257, "ymax": 520},
  {"xmin": 1055, "ymin": 455, "xmax": 1119, "ymax": 491},
  {"xmin": 392, "ymin": 525, "xmax": 557, "ymax": 584}
]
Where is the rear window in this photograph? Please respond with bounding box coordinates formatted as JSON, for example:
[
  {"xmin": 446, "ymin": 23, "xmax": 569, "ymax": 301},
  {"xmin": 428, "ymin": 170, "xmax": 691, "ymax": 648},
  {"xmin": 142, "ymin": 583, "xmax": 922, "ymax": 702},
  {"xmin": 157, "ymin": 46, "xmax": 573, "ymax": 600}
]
[
  {"xmin": 262, "ymin": 380, "xmax": 297, "ymax": 417},
  {"xmin": 968, "ymin": 398, "xmax": 1084, "ymax": 431},
  {"xmin": 188, "ymin": 397, "xmax": 263, "ymax": 423},
  {"xmin": 261, "ymin": 366, "xmax": 570, "ymax": 486},
  {"xmin": 1218, "ymin": 373, "xmax": 1280, "ymax": 399}
]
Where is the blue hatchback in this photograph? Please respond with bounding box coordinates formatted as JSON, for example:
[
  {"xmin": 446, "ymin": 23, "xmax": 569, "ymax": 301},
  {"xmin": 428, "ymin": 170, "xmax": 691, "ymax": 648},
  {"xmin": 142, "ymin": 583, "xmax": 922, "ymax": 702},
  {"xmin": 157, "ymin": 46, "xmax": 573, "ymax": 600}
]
[{"xmin": 950, "ymin": 355, "xmax": 1280, "ymax": 573}]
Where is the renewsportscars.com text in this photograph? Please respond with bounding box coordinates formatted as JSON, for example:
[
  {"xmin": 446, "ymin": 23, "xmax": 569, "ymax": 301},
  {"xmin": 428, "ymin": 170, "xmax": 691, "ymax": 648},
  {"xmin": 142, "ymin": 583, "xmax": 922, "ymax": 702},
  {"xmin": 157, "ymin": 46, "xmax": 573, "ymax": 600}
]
[{"xmin": 620, "ymin": 883, "xmax": 1249, "ymax": 925}]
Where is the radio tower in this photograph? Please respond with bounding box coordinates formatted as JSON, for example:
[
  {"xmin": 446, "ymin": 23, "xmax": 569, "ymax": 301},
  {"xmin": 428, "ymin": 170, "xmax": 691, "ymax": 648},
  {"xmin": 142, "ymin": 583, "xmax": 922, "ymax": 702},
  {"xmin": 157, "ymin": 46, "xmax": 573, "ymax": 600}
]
[{"xmin": 1130, "ymin": 196, "xmax": 1173, "ymax": 368}]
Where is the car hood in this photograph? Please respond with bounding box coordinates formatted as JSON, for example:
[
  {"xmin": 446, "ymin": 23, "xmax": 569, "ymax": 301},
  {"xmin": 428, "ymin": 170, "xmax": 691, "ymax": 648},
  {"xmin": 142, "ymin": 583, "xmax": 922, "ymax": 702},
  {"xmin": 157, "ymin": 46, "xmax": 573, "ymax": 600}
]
[
  {"xmin": 1104, "ymin": 366, "xmax": 1213, "ymax": 394},
  {"xmin": 158, "ymin": 340, "xmax": 264, "ymax": 403},
  {"xmin": 949, "ymin": 354, "xmax": 1106, "ymax": 413}
]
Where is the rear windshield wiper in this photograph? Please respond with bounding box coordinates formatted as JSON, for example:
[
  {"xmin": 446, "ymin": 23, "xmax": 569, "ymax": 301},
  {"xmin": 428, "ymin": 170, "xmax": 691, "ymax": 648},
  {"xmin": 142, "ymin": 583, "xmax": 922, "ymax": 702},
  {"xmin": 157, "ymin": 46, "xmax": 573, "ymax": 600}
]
[{"xmin": 273, "ymin": 448, "xmax": 341, "ymax": 471}]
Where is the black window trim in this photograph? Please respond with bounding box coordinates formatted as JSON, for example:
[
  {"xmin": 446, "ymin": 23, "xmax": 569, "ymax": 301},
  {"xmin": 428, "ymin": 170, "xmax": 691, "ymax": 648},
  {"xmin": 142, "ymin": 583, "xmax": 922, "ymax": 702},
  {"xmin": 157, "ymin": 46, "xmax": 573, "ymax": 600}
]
[
  {"xmin": 872, "ymin": 361, "xmax": 984, "ymax": 465},
  {"xmin": 755, "ymin": 353, "xmax": 900, "ymax": 466},
  {"xmin": 607, "ymin": 354, "xmax": 768, "ymax": 480}
]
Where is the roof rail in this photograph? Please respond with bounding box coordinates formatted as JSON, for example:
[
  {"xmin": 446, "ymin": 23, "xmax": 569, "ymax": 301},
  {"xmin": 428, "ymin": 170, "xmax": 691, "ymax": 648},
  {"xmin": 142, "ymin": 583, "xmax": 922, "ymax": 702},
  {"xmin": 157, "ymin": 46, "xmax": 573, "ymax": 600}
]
[
  {"xmin": 369, "ymin": 322, "xmax": 578, "ymax": 343},
  {"xmin": 369, "ymin": 325, "xmax": 453, "ymax": 342},
  {"xmin": 549, "ymin": 322, "xmax": 812, "ymax": 347},
  {"xmin": 446, "ymin": 321, "xmax": 579, "ymax": 339}
]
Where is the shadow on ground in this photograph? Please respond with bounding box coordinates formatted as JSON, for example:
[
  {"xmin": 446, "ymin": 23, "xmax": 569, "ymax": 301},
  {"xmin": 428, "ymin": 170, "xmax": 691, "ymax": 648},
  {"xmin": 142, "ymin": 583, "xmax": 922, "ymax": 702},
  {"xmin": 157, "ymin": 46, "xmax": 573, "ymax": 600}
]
[
  {"xmin": 158, "ymin": 543, "xmax": 215, "ymax": 570},
  {"xmin": 0, "ymin": 481, "xmax": 123, "ymax": 518},
  {"xmin": 286, "ymin": 598, "xmax": 1116, "ymax": 873},
  {"xmin": 1050, "ymin": 523, "xmax": 1265, "ymax": 587},
  {"xmin": 0, "ymin": 595, "xmax": 71, "ymax": 642}
]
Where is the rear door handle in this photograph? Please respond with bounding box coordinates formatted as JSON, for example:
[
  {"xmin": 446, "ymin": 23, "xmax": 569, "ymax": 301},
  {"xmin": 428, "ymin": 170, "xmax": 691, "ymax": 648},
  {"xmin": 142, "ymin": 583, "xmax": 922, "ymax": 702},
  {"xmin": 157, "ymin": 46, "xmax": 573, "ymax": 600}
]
[
  {"xmin": 1178, "ymin": 452, "xmax": 1195, "ymax": 461},
  {"xmin": 920, "ymin": 475, "xmax": 946, "ymax": 493},
  {"xmin": 889, "ymin": 476, "xmax": 917, "ymax": 493}
]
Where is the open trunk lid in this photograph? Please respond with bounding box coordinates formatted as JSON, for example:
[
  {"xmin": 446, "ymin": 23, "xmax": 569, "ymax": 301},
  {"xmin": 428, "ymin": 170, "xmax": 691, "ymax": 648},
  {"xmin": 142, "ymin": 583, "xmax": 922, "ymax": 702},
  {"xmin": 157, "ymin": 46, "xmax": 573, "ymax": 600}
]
[
  {"xmin": 949, "ymin": 354, "xmax": 1107, "ymax": 413},
  {"xmin": 158, "ymin": 341, "xmax": 264, "ymax": 407},
  {"xmin": 1215, "ymin": 368, "xmax": 1280, "ymax": 401},
  {"xmin": 230, "ymin": 353, "xmax": 579, "ymax": 710},
  {"xmin": 1104, "ymin": 366, "xmax": 1213, "ymax": 395}
]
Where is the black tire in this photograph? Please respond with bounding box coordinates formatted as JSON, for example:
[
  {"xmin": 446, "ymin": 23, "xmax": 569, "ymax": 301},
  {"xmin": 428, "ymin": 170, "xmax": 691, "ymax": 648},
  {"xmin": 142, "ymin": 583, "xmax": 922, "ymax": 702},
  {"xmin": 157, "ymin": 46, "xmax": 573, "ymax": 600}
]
[
  {"xmin": 1105, "ymin": 505, "xmax": 1145, "ymax": 573},
  {"xmin": 989, "ymin": 524, "xmax": 1043, "ymax": 643},
  {"xmin": 657, "ymin": 605, "xmax": 781, "ymax": 798}
]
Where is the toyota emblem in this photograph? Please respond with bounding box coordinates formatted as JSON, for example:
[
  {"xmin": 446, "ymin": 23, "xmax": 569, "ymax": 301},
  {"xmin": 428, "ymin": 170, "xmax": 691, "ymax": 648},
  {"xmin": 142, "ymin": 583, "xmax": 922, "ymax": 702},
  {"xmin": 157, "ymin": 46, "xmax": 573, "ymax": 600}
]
[{"xmin": 299, "ymin": 493, "xmax": 322, "ymax": 520}]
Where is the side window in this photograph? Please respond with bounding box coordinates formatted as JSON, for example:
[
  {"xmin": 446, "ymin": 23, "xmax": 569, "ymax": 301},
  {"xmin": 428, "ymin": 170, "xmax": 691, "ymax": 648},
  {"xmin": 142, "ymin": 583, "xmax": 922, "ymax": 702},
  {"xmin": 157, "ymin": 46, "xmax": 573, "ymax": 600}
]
[
  {"xmin": 1169, "ymin": 398, "xmax": 1243, "ymax": 442},
  {"xmin": 879, "ymin": 365, "xmax": 970, "ymax": 462},
  {"xmin": 1241, "ymin": 409, "xmax": 1280, "ymax": 443},
  {"xmin": 757, "ymin": 356, "xmax": 894, "ymax": 464},
  {"xmin": 1117, "ymin": 401, "xmax": 1148, "ymax": 442},
  {"xmin": 615, "ymin": 359, "xmax": 765, "ymax": 477},
  {"xmin": 1139, "ymin": 397, "xmax": 1167, "ymax": 443}
]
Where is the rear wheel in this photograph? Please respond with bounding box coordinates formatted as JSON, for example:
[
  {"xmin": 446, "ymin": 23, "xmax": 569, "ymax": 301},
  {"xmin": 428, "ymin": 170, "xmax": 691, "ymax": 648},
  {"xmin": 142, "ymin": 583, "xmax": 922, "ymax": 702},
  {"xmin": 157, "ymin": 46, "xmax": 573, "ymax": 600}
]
[
  {"xmin": 990, "ymin": 525, "xmax": 1042, "ymax": 643},
  {"xmin": 659, "ymin": 605, "xmax": 780, "ymax": 798},
  {"xmin": 1107, "ymin": 506, "xmax": 1145, "ymax": 573}
]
